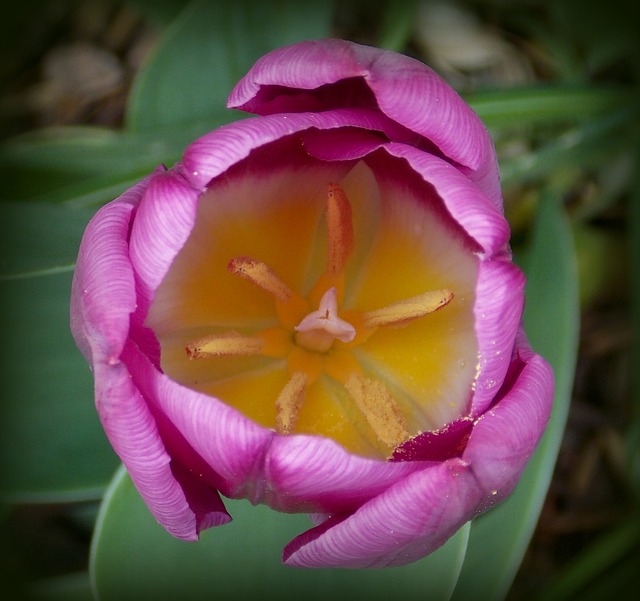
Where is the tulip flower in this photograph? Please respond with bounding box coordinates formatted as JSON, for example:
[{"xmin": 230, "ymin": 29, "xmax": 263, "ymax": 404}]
[{"xmin": 71, "ymin": 39, "xmax": 553, "ymax": 568}]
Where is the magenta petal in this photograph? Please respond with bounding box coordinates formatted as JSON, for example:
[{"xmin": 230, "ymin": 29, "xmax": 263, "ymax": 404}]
[
  {"xmin": 380, "ymin": 143, "xmax": 509, "ymax": 255},
  {"xmin": 302, "ymin": 128, "xmax": 389, "ymax": 163},
  {"xmin": 129, "ymin": 170, "xmax": 200, "ymax": 302},
  {"xmin": 283, "ymin": 459, "xmax": 481, "ymax": 568},
  {"xmin": 264, "ymin": 435, "xmax": 428, "ymax": 514},
  {"xmin": 71, "ymin": 174, "xmax": 229, "ymax": 538},
  {"xmin": 228, "ymin": 40, "xmax": 369, "ymax": 111},
  {"xmin": 71, "ymin": 171, "xmax": 160, "ymax": 366},
  {"xmin": 179, "ymin": 109, "xmax": 408, "ymax": 191},
  {"xmin": 303, "ymin": 133, "xmax": 509, "ymax": 255},
  {"xmin": 229, "ymin": 39, "xmax": 501, "ymax": 207},
  {"xmin": 95, "ymin": 354, "xmax": 229, "ymax": 540},
  {"xmin": 122, "ymin": 341, "xmax": 275, "ymax": 502},
  {"xmin": 464, "ymin": 333, "xmax": 554, "ymax": 501},
  {"xmin": 391, "ymin": 417, "xmax": 474, "ymax": 462},
  {"xmin": 471, "ymin": 259, "xmax": 526, "ymax": 416}
]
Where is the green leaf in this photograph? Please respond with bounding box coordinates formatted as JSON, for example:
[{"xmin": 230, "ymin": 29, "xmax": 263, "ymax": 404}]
[
  {"xmin": 0, "ymin": 201, "xmax": 95, "ymax": 280},
  {"xmin": 0, "ymin": 200, "xmax": 119, "ymax": 500},
  {"xmin": 536, "ymin": 515, "xmax": 640, "ymax": 601},
  {"xmin": 378, "ymin": 0, "xmax": 421, "ymax": 51},
  {"xmin": 0, "ymin": 272, "xmax": 119, "ymax": 502},
  {"xmin": 127, "ymin": 0, "xmax": 334, "ymax": 132},
  {"xmin": 0, "ymin": 127, "xmax": 144, "ymax": 202},
  {"xmin": 465, "ymin": 86, "xmax": 630, "ymax": 129},
  {"xmin": 91, "ymin": 466, "xmax": 470, "ymax": 601},
  {"xmin": 451, "ymin": 193, "xmax": 580, "ymax": 600},
  {"xmin": 499, "ymin": 107, "xmax": 635, "ymax": 188},
  {"xmin": 0, "ymin": 121, "xmax": 229, "ymax": 203},
  {"xmin": 29, "ymin": 572, "xmax": 94, "ymax": 601},
  {"xmin": 126, "ymin": 0, "xmax": 189, "ymax": 25}
]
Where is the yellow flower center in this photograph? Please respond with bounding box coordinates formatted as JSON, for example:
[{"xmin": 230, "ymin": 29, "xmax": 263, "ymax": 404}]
[{"xmin": 148, "ymin": 160, "xmax": 479, "ymax": 459}]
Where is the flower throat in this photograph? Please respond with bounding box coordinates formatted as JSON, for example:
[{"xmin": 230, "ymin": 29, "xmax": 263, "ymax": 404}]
[
  {"xmin": 147, "ymin": 161, "xmax": 479, "ymax": 459},
  {"xmin": 184, "ymin": 182, "xmax": 454, "ymax": 452}
]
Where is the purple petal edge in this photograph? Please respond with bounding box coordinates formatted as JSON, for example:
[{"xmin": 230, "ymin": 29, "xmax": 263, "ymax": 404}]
[
  {"xmin": 391, "ymin": 417, "xmax": 474, "ymax": 462},
  {"xmin": 71, "ymin": 170, "xmax": 160, "ymax": 366},
  {"xmin": 228, "ymin": 39, "xmax": 502, "ymax": 207},
  {"xmin": 282, "ymin": 459, "xmax": 481, "ymax": 568},
  {"xmin": 282, "ymin": 330, "xmax": 553, "ymax": 568},
  {"xmin": 464, "ymin": 330, "xmax": 554, "ymax": 501},
  {"xmin": 71, "ymin": 168, "xmax": 230, "ymax": 539}
]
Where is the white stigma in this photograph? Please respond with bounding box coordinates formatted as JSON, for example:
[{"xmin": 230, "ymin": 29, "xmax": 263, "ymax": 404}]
[{"xmin": 295, "ymin": 287, "xmax": 356, "ymax": 345}]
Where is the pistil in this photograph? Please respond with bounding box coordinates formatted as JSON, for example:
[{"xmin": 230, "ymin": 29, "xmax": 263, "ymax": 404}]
[{"xmin": 294, "ymin": 287, "xmax": 356, "ymax": 353}]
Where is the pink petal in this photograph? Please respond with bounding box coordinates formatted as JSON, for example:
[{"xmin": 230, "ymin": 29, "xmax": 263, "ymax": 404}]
[
  {"xmin": 282, "ymin": 333, "xmax": 553, "ymax": 568},
  {"xmin": 377, "ymin": 143, "xmax": 509, "ymax": 256},
  {"xmin": 302, "ymin": 128, "xmax": 389, "ymax": 162},
  {"xmin": 122, "ymin": 341, "xmax": 276, "ymax": 504},
  {"xmin": 302, "ymin": 132, "xmax": 509, "ymax": 255},
  {"xmin": 228, "ymin": 40, "xmax": 370, "ymax": 111},
  {"xmin": 71, "ymin": 170, "xmax": 160, "ymax": 366},
  {"xmin": 96, "ymin": 349, "xmax": 230, "ymax": 540},
  {"xmin": 283, "ymin": 458, "xmax": 482, "ymax": 568},
  {"xmin": 71, "ymin": 176, "xmax": 229, "ymax": 539},
  {"xmin": 229, "ymin": 39, "xmax": 501, "ymax": 207},
  {"xmin": 463, "ymin": 331, "xmax": 554, "ymax": 501},
  {"xmin": 391, "ymin": 417, "xmax": 475, "ymax": 462},
  {"xmin": 178, "ymin": 109, "xmax": 412, "ymax": 191},
  {"xmin": 128, "ymin": 170, "xmax": 201, "ymax": 305},
  {"xmin": 471, "ymin": 259, "xmax": 526, "ymax": 416},
  {"xmin": 263, "ymin": 435, "xmax": 428, "ymax": 514}
]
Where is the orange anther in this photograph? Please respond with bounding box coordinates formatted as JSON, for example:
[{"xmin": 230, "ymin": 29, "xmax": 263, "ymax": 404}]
[{"xmin": 326, "ymin": 183, "xmax": 355, "ymax": 276}]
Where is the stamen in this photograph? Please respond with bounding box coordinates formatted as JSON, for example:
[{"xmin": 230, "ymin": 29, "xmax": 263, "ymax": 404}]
[
  {"xmin": 275, "ymin": 372, "xmax": 308, "ymax": 434},
  {"xmin": 186, "ymin": 331, "xmax": 263, "ymax": 359},
  {"xmin": 326, "ymin": 183, "xmax": 354, "ymax": 276},
  {"xmin": 363, "ymin": 289, "xmax": 454, "ymax": 328},
  {"xmin": 228, "ymin": 256, "xmax": 292, "ymax": 302},
  {"xmin": 294, "ymin": 287, "xmax": 356, "ymax": 353},
  {"xmin": 344, "ymin": 374, "xmax": 410, "ymax": 448}
]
